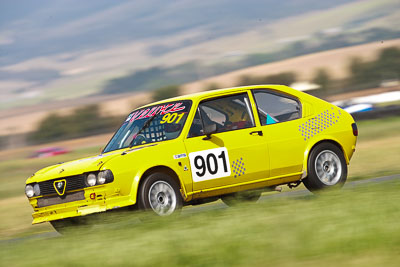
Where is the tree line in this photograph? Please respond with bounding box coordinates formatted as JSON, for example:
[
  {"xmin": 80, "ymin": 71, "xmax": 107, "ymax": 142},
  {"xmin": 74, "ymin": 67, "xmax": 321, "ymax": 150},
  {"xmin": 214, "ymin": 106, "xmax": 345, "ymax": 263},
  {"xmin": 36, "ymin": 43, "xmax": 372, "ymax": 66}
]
[{"xmin": 29, "ymin": 105, "xmax": 122, "ymax": 144}]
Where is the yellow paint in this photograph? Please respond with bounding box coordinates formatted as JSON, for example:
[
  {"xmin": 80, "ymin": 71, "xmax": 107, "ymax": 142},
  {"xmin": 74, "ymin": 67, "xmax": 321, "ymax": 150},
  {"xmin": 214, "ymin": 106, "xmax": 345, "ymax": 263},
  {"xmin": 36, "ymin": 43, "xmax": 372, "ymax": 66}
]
[{"xmin": 25, "ymin": 85, "xmax": 357, "ymax": 224}]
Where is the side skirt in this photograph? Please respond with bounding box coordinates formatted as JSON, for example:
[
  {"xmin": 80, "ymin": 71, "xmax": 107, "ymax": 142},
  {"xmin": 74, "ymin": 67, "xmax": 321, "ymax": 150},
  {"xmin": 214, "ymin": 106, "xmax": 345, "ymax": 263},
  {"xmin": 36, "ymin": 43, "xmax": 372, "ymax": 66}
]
[{"xmin": 187, "ymin": 172, "xmax": 302, "ymax": 200}]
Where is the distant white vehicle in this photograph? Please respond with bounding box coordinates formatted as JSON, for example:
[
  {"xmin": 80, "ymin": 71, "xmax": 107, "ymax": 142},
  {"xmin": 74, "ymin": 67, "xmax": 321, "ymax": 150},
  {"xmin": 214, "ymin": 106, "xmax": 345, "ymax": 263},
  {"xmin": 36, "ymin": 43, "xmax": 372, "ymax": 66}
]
[
  {"xmin": 343, "ymin": 104, "xmax": 373, "ymax": 114},
  {"xmin": 333, "ymin": 90, "xmax": 400, "ymax": 113},
  {"xmin": 352, "ymin": 91, "xmax": 400, "ymax": 105}
]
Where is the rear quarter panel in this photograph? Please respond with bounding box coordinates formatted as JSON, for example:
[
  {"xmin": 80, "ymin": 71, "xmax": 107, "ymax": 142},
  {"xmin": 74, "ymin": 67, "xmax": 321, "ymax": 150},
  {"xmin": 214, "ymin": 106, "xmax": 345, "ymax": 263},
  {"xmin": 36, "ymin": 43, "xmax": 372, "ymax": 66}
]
[
  {"xmin": 251, "ymin": 85, "xmax": 356, "ymax": 178},
  {"xmin": 297, "ymin": 91, "xmax": 357, "ymax": 174}
]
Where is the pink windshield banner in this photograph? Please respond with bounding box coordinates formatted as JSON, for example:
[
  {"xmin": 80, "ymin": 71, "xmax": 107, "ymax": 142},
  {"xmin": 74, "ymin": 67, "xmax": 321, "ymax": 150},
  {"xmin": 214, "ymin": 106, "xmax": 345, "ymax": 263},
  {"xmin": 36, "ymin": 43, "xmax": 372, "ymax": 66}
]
[{"xmin": 125, "ymin": 102, "xmax": 187, "ymax": 123}]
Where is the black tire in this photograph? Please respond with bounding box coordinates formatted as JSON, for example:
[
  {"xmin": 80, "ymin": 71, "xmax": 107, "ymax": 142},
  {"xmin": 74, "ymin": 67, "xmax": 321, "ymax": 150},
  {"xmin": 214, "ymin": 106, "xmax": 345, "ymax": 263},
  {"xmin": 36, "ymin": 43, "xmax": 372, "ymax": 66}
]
[
  {"xmin": 221, "ymin": 190, "xmax": 262, "ymax": 207},
  {"xmin": 303, "ymin": 142, "xmax": 347, "ymax": 193},
  {"xmin": 50, "ymin": 217, "xmax": 91, "ymax": 235},
  {"xmin": 138, "ymin": 172, "xmax": 183, "ymax": 216}
]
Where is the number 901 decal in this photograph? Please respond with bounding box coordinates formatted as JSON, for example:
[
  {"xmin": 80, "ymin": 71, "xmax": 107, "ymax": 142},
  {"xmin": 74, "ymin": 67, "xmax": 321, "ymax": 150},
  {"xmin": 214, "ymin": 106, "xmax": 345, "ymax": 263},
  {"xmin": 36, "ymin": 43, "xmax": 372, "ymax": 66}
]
[
  {"xmin": 160, "ymin": 113, "xmax": 184, "ymax": 124},
  {"xmin": 189, "ymin": 147, "xmax": 231, "ymax": 182}
]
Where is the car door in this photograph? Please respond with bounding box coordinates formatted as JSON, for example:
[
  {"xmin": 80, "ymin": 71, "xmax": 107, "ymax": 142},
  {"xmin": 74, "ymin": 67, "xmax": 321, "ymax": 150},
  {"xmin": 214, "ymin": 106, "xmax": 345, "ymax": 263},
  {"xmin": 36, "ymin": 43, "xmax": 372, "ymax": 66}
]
[
  {"xmin": 252, "ymin": 89, "xmax": 305, "ymax": 178},
  {"xmin": 184, "ymin": 92, "xmax": 269, "ymax": 192}
]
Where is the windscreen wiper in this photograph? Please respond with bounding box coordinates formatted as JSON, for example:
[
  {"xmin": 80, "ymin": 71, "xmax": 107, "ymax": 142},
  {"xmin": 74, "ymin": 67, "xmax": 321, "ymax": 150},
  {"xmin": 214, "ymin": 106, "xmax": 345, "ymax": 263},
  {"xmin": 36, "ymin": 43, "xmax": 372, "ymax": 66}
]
[{"xmin": 129, "ymin": 114, "xmax": 157, "ymax": 148}]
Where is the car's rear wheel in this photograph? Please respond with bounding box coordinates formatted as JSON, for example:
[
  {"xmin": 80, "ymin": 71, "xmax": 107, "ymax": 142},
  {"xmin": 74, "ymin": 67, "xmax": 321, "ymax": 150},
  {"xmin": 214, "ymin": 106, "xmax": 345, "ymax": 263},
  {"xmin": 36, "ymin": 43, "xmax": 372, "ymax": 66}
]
[
  {"xmin": 303, "ymin": 142, "xmax": 347, "ymax": 192},
  {"xmin": 138, "ymin": 172, "xmax": 183, "ymax": 216},
  {"xmin": 221, "ymin": 190, "xmax": 262, "ymax": 207}
]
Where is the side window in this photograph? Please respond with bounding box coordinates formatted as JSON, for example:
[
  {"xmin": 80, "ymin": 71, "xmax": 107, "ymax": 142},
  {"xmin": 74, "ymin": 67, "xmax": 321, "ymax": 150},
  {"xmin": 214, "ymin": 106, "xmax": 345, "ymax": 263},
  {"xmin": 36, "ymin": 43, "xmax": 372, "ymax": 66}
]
[
  {"xmin": 253, "ymin": 90, "xmax": 301, "ymax": 125},
  {"xmin": 188, "ymin": 93, "xmax": 255, "ymax": 137}
]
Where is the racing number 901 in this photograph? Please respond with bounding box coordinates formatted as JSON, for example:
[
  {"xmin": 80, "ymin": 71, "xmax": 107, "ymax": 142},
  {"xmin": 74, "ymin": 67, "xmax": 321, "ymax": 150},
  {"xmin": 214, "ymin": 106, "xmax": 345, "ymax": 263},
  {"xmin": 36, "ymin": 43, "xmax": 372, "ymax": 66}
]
[
  {"xmin": 160, "ymin": 113, "xmax": 184, "ymax": 124},
  {"xmin": 194, "ymin": 151, "xmax": 227, "ymax": 177},
  {"xmin": 189, "ymin": 147, "xmax": 231, "ymax": 182}
]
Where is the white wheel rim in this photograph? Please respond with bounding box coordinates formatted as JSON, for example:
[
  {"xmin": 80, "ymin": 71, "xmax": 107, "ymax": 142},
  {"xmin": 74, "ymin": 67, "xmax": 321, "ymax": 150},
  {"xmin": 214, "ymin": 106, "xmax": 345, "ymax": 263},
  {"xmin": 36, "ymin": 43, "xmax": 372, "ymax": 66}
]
[
  {"xmin": 314, "ymin": 150, "xmax": 342, "ymax": 186},
  {"xmin": 148, "ymin": 181, "xmax": 177, "ymax": 216}
]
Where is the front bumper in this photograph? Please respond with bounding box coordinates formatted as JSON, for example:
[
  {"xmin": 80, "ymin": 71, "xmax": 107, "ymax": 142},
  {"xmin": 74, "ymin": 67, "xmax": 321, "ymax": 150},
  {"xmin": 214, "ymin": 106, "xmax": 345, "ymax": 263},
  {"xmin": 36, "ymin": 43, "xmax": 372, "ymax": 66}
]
[{"xmin": 30, "ymin": 186, "xmax": 135, "ymax": 224}]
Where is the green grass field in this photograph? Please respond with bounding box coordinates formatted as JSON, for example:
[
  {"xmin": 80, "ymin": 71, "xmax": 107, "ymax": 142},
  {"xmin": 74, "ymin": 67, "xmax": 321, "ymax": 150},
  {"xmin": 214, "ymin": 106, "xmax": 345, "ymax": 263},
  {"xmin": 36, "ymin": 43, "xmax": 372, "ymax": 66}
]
[
  {"xmin": 1, "ymin": 178, "xmax": 399, "ymax": 266},
  {"xmin": 0, "ymin": 116, "xmax": 399, "ymax": 265}
]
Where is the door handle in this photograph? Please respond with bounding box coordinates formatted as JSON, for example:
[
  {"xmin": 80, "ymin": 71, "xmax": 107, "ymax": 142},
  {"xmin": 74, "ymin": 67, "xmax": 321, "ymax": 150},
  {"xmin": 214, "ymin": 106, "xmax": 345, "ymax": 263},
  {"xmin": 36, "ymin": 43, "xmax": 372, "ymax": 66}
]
[{"xmin": 250, "ymin": 130, "xmax": 263, "ymax": 136}]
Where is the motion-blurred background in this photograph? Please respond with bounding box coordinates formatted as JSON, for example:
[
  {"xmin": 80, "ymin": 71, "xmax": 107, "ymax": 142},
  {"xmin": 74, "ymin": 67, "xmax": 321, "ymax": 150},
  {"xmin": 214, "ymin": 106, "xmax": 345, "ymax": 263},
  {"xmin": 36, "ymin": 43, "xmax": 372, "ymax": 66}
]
[{"xmin": 1, "ymin": 0, "xmax": 400, "ymax": 265}]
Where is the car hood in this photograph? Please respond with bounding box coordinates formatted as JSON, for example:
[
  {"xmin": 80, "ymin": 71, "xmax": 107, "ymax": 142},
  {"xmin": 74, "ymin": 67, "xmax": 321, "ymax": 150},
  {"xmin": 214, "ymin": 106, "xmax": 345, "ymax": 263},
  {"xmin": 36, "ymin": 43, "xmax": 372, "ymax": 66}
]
[{"xmin": 26, "ymin": 149, "xmax": 125, "ymax": 183}]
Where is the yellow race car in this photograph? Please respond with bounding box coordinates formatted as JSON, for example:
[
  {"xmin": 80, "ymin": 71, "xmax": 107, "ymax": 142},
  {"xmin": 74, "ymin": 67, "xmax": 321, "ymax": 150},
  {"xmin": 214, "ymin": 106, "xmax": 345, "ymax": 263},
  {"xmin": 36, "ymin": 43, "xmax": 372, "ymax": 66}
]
[{"xmin": 25, "ymin": 85, "xmax": 357, "ymax": 231}]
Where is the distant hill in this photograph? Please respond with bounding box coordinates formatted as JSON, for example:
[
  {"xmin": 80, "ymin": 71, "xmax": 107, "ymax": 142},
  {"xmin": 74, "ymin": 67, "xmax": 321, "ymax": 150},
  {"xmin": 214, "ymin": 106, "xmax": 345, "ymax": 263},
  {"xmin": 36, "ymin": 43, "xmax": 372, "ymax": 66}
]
[
  {"xmin": 180, "ymin": 39, "xmax": 400, "ymax": 94},
  {"xmin": 0, "ymin": 0, "xmax": 355, "ymax": 66},
  {"xmin": 0, "ymin": 0, "xmax": 399, "ymax": 109},
  {"xmin": 1, "ymin": 40, "xmax": 399, "ymax": 137}
]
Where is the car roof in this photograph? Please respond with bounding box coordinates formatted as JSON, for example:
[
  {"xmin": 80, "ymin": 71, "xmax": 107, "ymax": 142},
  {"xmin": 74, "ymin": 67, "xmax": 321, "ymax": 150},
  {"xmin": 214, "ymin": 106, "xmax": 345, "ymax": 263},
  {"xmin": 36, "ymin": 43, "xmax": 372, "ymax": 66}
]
[{"xmin": 139, "ymin": 84, "xmax": 299, "ymax": 109}]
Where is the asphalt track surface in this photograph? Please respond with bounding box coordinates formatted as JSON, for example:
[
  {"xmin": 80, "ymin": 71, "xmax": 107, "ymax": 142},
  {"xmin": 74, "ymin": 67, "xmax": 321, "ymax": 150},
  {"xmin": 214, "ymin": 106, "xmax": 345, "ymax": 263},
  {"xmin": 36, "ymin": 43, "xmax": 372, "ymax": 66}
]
[{"xmin": 2, "ymin": 174, "xmax": 399, "ymax": 244}]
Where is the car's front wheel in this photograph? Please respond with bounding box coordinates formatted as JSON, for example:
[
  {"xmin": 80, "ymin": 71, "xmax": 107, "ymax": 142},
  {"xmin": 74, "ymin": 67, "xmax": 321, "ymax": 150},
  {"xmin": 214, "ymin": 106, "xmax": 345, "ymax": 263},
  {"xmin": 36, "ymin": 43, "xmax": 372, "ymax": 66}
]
[
  {"xmin": 303, "ymin": 142, "xmax": 347, "ymax": 192},
  {"xmin": 138, "ymin": 172, "xmax": 183, "ymax": 216}
]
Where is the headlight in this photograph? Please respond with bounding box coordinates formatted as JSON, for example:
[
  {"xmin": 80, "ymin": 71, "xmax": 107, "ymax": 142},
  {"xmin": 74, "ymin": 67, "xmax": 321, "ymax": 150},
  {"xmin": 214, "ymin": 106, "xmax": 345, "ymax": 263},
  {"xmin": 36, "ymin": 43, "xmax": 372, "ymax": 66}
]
[
  {"xmin": 25, "ymin": 184, "xmax": 34, "ymax": 198},
  {"xmin": 97, "ymin": 170, "xmax": 113, "ymax": 185},
  {"xmin": 97, "ymin": 171, "xmax": 106, "ymax": 185},
  {"xmin": 86, "ymin": 173, "xmax": 97, "ymax": 186},
  {"xmin": 33, "ymin": 183, "xmax": 41, "ymax": 196}
]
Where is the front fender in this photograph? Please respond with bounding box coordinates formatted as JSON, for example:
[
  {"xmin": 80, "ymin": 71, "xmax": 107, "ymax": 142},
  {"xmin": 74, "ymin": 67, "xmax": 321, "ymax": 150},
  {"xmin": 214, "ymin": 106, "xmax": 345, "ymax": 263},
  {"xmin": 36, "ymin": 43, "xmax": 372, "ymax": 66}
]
[
  {"xmin": 128, "ymin": 163, "xmax": 192, "ymax": 205},
  {"xmin": 102, "ymin": 143, "xmax": 193, "ymax": 206}
]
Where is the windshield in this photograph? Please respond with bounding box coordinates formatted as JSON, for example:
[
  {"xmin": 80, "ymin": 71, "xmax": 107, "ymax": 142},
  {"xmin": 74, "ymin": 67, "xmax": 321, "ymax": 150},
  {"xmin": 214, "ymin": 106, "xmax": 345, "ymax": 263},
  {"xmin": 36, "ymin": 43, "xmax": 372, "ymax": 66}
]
[{"xmin": 103, "ymin": 100, "xmax": 192, "ymax": 153}]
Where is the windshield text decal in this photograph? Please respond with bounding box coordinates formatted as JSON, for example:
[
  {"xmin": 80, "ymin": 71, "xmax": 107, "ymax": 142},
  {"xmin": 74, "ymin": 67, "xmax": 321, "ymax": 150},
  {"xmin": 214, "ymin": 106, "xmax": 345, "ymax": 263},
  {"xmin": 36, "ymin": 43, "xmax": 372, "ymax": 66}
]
[{"xmin": 125, "ymin": 102, "xmax": 187, "ymax": 123}]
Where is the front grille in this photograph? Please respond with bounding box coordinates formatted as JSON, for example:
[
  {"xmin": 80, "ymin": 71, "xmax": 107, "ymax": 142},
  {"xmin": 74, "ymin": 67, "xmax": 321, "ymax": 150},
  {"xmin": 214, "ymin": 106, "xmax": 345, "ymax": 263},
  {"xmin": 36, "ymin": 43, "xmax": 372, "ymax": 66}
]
[
  {"xmin": 37, "ymin": 191, "xmax": 85, "ymax": 207},
  {"xmin": 38, "ymin": 175, "xmax": 86, "ymax": 196}
]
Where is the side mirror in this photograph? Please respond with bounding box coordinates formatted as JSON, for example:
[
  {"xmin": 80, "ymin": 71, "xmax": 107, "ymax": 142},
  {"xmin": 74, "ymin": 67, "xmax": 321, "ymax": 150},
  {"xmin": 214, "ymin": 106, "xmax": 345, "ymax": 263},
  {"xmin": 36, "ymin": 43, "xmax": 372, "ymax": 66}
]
[{"xmin": 203, "ymin": 123, "xmax": 217, "ymax": 140}]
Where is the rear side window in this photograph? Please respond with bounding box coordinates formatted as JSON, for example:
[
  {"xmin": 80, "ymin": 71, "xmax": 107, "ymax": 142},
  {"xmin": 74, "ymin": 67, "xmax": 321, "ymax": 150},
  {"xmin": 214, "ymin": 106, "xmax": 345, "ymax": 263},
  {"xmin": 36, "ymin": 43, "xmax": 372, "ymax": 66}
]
[
  {"xmin": 188, "ymin": 93, "xmax": 255, "ymax": 137},
  {"xmin": 253, "ymin": 90, "xmax": 301, "ymax": 125}
]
